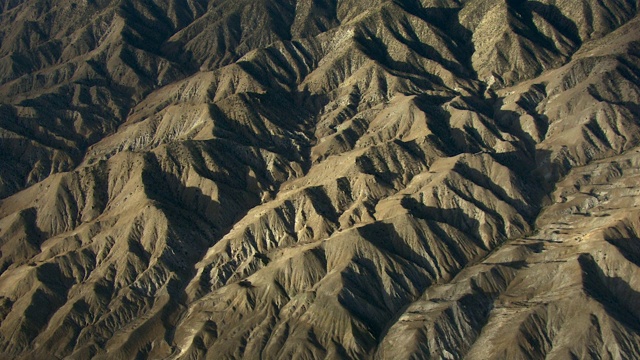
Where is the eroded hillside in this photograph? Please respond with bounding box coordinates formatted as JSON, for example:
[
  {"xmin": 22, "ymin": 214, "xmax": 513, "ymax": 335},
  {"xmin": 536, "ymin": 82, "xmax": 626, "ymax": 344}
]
[{"xmin": 1, "ymin": 0, "xmax": 640, "ymax": 359}]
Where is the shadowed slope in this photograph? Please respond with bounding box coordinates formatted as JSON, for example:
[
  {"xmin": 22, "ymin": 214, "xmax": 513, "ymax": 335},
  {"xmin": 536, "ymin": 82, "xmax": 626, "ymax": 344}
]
[{"xmin": 0, "ymin": 0, "xmax": 639, "ymax": 359}]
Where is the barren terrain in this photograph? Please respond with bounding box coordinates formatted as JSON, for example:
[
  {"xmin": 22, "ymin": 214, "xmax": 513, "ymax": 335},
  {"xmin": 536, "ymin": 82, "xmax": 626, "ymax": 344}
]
[{"xmin": 1, "ymin": 0, "xmax": 640, "ymax": 359}]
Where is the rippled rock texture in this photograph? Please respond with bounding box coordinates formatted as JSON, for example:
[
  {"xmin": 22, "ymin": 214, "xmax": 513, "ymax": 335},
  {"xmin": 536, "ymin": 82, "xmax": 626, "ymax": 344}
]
[{"xmin": 1, "ymin": 0, "xmax": 640, "ymax": 358}]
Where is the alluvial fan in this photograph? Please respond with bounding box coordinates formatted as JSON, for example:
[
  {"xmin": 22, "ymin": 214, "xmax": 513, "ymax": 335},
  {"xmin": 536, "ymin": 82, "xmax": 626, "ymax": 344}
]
[{"xmin": 1, "ymin": 0, "xmax": 640, "ymax": 359}]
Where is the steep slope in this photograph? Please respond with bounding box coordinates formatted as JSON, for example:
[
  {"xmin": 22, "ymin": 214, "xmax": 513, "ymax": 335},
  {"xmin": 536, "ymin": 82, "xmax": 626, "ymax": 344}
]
[
  {"xmin": 377, "ymin": 148, "xmax": 640, "ymax": 360},
  {"xmin": 0, "ymin": 0, "xmax": 207, "ymax": 198},
  {"xmin": 0, "ymin": 0, "xmax": 639, "ymax": 359}
]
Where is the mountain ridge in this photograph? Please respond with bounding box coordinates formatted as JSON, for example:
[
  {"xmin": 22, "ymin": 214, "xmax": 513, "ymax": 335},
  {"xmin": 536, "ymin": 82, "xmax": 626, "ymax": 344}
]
[{"xmin": 1, "ymin": 0, "xmax": 640, "ymax": 358}]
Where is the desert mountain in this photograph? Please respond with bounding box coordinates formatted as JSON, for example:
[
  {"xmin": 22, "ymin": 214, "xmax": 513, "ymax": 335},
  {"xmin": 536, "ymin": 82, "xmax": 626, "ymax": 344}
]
[{"xmin": 1, "ymin": 0, "xmax": 640, "ymax": 359}]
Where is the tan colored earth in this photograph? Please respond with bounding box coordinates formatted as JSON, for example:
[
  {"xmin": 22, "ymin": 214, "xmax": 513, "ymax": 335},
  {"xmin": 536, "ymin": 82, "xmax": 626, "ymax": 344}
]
[{"xmin": 1, "ymin": 0, "xmax": 640, "ymax": 358}]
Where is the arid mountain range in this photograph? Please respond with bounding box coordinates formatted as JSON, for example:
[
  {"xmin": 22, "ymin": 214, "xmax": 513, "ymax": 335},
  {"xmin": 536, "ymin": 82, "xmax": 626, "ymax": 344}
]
[{"xmin": 1, "ymin": 0, "xmax": 640, "ymax": 358}]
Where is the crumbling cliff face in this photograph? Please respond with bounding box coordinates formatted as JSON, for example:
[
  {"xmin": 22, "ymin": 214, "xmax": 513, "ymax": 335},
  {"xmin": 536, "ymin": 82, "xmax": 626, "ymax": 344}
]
[{"xmin": 1, "ymin": 0, "xmax": 640, "ymax": 358}]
